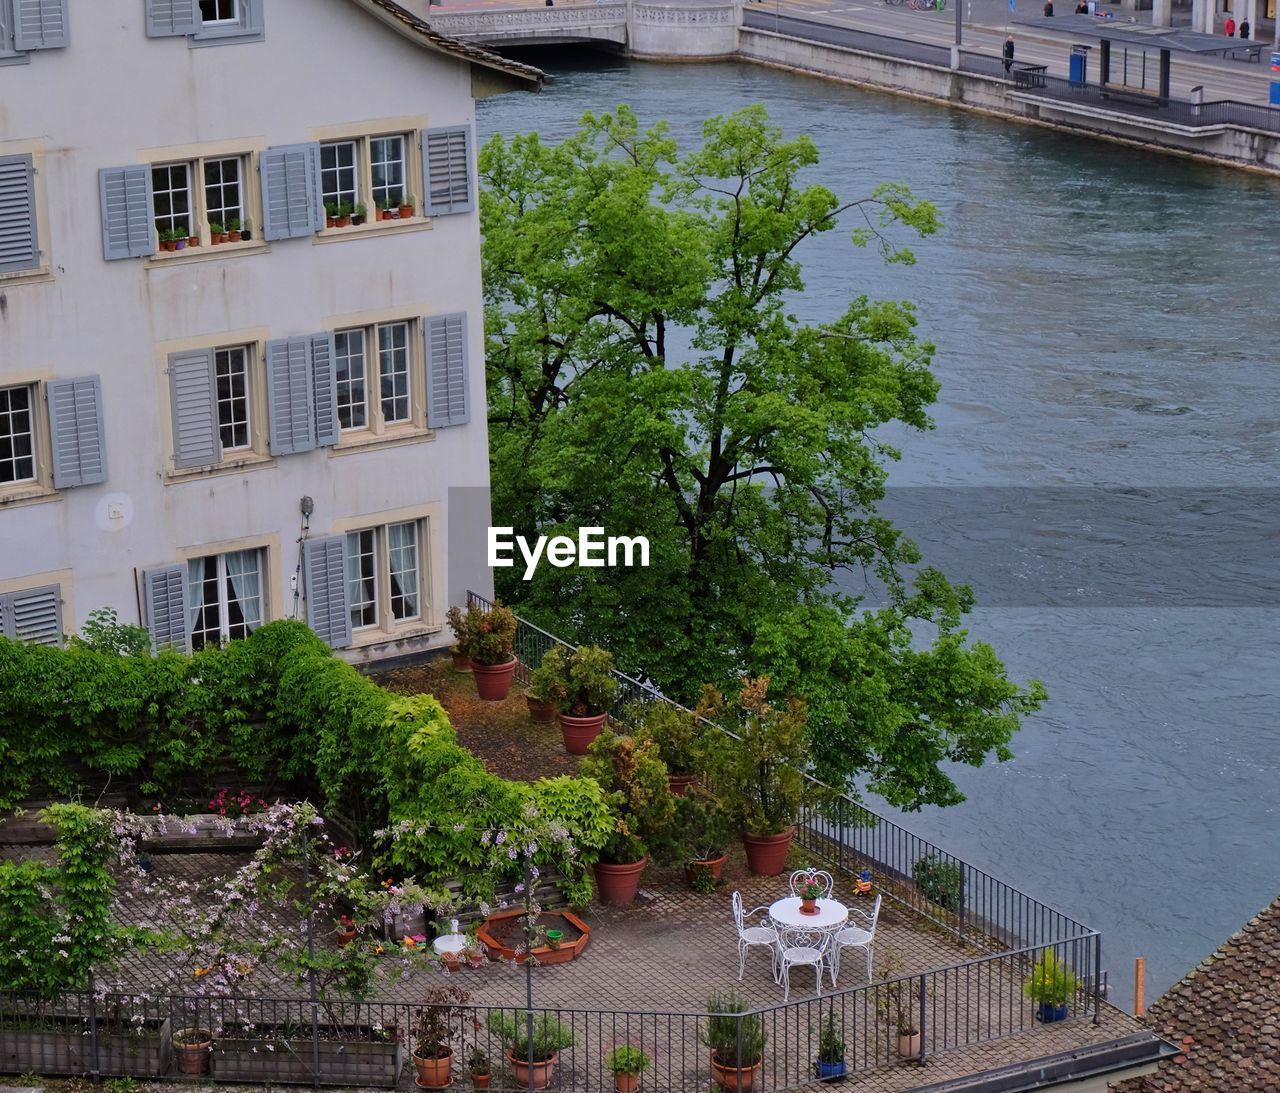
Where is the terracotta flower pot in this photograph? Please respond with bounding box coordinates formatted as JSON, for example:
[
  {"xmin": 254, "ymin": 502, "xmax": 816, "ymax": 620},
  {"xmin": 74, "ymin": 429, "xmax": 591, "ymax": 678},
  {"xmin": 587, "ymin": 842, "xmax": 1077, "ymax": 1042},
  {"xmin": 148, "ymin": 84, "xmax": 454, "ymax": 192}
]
[
  {"xmin": 559, "ymin": 711, "xmax": 607, "ymax": 754},
  {"xmin": 326, "ymin": 217, "xmax": 337, "ymax": 228},
  {"xmin": 593, "ymin": 857, "xmax": 647, "ymax": 906},
  {"xmin": 710, "ymin": 1054, "xmax": 761, "ymax": 1091},
  {"xmin": 399, "ymin": 204, "xmax": 415, "ymax": 219},
  {"xmin": 684, "ymin": 854, "xmax": 727, "ymax": 886},
  {"xmin": 228, "ymin": 229, "xmax": 242, "ymax": 242},
  {"xmin": 336, "ymin": 927, "xmax": 356, "ymax": 947},
  {"xmin": 337, "ymin": 215, "xmax": 351, "ymax": 227},
  {"xmin": 471, "ymin": 657, "xmax": 517, "ymax": 701},
  {"xmin": 451, "ymin": 649, "xmax": 473, "ymax": 673},
  {"xmin": 527, "ymin": 695, "xmax": 556, "ymax": 723},
  {"xmin": 470, "ymin": 1073, "xmax": 491, "ymax": 1090},
  {"xmin": 174, "ymin": 1029, "xmax": 213, "ymax": 1075},
  {"xmin": 742, "ymin": 827, "xmax": 794, "ymax": 876},
  {"xmin": 800, "ymin": 898, "xmax": 818, "ymax": 915},
  {"xmin": 413, "ymin": 1047, "xmax": 454, "ymax": 1089},
  {"xmin": 614, "ymin": 1072, "xmax": 641, "ymax": 1093},
  {"xmin": 506, "ymin": 1049, "xmax": 558, "ymax": 1090},
  {"xmin": 897, "ymin": 1030, "xmax": 921, "ymax": 1058},
  {"xmin": 668, "ymin": 772, "xmax": 699, "ymax": 796}
]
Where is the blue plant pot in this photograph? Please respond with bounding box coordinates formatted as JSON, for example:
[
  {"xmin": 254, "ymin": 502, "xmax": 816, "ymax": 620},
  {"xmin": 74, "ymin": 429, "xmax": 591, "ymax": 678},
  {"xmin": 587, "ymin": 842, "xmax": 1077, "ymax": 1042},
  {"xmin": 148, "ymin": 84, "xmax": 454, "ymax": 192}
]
[
  {"xmin": 1037, "ymin": 1002, "xmax": 1069, "ymax": 1023},
  {"xmin": 817, "ymin": 1059, "xmax": 846, "ymax": 1081}
]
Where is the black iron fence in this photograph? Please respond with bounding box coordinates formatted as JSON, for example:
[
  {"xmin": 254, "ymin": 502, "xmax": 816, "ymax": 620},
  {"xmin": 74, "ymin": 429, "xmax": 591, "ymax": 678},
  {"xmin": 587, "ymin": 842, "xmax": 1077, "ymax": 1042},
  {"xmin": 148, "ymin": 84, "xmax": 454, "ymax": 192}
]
[{"xmin": 1, "ymin": 931, "xmax": 1102, "ymax": 1088}]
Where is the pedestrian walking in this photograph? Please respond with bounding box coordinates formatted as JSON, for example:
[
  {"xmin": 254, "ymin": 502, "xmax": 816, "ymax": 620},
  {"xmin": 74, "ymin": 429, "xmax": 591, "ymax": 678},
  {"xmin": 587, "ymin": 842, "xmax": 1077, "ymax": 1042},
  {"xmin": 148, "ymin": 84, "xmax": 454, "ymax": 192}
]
[
  {"xmin": 1075, "ymin": 0, "xmax": 1088, "ymax": 13},
  {"xmin": 1224, "ymin": 15, "xmax": 1235, "ymax": 35},
  {"xmin": 1003, "ymin": 34, "xmax": 1015, "ymax": 73},
  {"xmin": 1043, "ymin": 0, "xmax": 1054, "ymax": 15},
  {"xmin": 1239, "ymin": 17, "xmax": 1250, "ymax": 37}
]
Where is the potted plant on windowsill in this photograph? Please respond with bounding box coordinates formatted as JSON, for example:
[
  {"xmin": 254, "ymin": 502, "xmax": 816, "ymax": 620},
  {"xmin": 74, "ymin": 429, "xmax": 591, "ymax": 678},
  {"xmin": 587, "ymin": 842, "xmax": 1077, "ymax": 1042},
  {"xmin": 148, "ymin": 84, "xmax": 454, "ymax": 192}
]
[
  {"xmin": 466, "ymin": 1046, "xmax": 491, "ymax": 1090},
  {"xmin": 706, "ymin": 677, "xmax": 812, "ymax": 876},
  {"xmin": 446, "ymin": 602, "xmax": 518, "ymax": 701},
  {"xmin": 324, "ymin": 201, "xmax": 339, "ymax": 229},
  {"xmin": 581, "ymin": 729, "xmax": 674, "ymax": 906},
  {"xmin": 227, "ymin": 218, "xmax": 242, "ymax": 243},
  {"xmin": 209, "ymin": 221, "xmax": 226, "ymax": 244},
  {"xmin": 487, "ymin": 1011, "xmax": 574, "ymax": 1091},
  {"xmin": 337, "ymin": 201, "xmax": 354, "ymax": 228},
  {"xmin": 157, "ymin": 228, "xmax": 175, "ymax": 252},
  {"xmin": 411, "ymin": 985, "xmax": 470, "ymax": 1090},
  {"xmin": 399, "ymin": 193, "xmax": 416, "ymax": 219},
  {"xmin": 703, "ymin": 991, "xmax": 765, "ymax": 1091},
  {"xmin": 353, "ymin": 202, "xmax": 368, "ymax": 226},
  {"xmin": 538, "ymin": 644, "xmax": 620, "ymax": 754},
  {"xmin": 240, "ymin": 218, "xmax": 252, "ymax": 241},
  {"xmin": 1024, "ymin": 949, "xmax": 1078, "ymax": 1023},
  {"xmin": 379, "ymin": 196, "xmax": 395, "ymax": 221},
  {"xmin": 606, "ymin": 1045, "xmax": 650, "ymax": 1093},
  {"xmin": 814, "ymin": 1013, "xmax": 846, "ymax": 1081}
]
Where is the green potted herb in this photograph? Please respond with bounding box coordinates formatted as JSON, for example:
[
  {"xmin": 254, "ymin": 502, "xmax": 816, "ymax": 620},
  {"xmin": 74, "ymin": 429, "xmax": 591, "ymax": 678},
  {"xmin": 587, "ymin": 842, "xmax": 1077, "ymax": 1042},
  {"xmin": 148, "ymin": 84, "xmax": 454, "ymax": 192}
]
[
  {"xmin": 336, "ymin": 201, "xmax": 354, "ymax": 227},
  {"xmin": 1024, "ymin": 949, "xmax": 1077, "ymax": 1023},
  {"xmin": 538, "ymin": 644, "xmax": 619, "ymax": 754},
  {"xmin": 324, "ymin": 201, "xmax": 339, "ymax": 228},
  {"xmin": 227, "ymin": 218, "xmax": 242, "ymax": 242},
  {"xmin": 814, "ymin": 1012, "xmax": 845, "ymax": 1081},
  {"xmin": 466, "ymin": 1045, "xmax": 491, "ymax": 1089},
  {"xmin": 209, "ymin": 220, "xmax": 226, "ymax": 244},
  {"xmin": 702, "ymin": 991, "xmax": 765, "ymax": 1091},
  {"xmin": 398, "ymin": 192, "xmax": 415, "ymax": 218},
  {"xmin": 606, "ymin": 1045, "xmax": 650, "ymax": 1093},
  {"xmin": 487, "ymin": 1011, "xmax": 574, "ymax": 1091},
  {"xmin": 353, "ymin": 202, "xmax": 368, "ymax": 226},
  {"xmin": 445, "ymin": 602, "xmax": 518, "ymax": 701},
  {"xmin": 379, "ymin": 195, "xmax": 396, "ymax": 220},
  {"xmin": 240, "ymin": 217, "xmax": 252, "ymax": 241}
]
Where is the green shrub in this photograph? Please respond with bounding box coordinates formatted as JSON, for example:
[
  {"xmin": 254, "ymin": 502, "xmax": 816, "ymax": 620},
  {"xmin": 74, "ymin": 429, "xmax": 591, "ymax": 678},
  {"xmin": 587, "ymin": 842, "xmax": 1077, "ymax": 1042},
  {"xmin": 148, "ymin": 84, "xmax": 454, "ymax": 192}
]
[
  {"xmin": 487, "ymin": 1011, "xmax": 574, "ymax": 1061},
  {"xmin": 1024, "ymin": 949, "xmax": 1078, "ymax": 1008},
  {"xmin": 913, "ymin": 856, "xmax": 963, "ymax": 912},
  {"xmin": 702, "ymin": 991, "xmax": 765, "ymax": 1066},
  {"xmin": 607, "ymin": 1045, "xmax": 650, "ymax": 1075}
]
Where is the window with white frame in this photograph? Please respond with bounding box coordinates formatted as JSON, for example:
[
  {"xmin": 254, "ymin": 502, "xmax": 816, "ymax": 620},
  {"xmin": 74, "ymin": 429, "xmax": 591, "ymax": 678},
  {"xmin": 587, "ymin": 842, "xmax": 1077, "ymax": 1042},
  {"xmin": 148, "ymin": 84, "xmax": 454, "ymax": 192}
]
[
  {"xmin": 319, "ymin": 133, "xmax": 416, "ymax": 222},
  {"xmin": 151, "ymin": 153, "xmax": 251, "ymax": 245},
  {"xmin": 214, "ymin": 347, "xmax": 251, "ymax": 452},
  {"xmin": 0, "ymin": 384, "xmax": 35, "ymax": 484},
  {"xmin": 344, "ymin": 521, "xmax": 424, "ymax": 633},
  {"xmin": 333, "ymin": 320, "xmax": 419, "ymax": 434},
  {"xmin": 168, "ymin": 341, "xmax": 264, "ymax": 469},
  {"xmin": 187, "ymin": 547, "xmax": 263, "ymax": 650},
  {"xmin": 198, "ymin": 0, "xmax": 238, "ymax": 24}
]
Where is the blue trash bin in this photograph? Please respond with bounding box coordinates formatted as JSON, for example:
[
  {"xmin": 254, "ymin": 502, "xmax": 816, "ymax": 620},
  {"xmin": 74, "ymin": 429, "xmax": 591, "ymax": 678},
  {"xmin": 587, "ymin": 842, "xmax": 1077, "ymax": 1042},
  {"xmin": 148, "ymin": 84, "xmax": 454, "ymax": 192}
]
[{"xmin": 1070, "ymin": 44, "xmax": 1090, "ymax": 85}]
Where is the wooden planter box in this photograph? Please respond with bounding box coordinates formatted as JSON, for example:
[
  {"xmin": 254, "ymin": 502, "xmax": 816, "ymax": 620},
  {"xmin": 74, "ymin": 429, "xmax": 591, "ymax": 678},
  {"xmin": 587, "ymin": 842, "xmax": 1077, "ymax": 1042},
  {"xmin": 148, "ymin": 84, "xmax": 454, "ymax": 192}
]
[
  {"xmin": 212, "ymin": 1024, "xmax": 401, "ymax": 1087},
  {"xmin": 134, "ymin": 813, "xmax": 267, "ymax": 852},
  {"xmin": 0, "ymin": 1017, "xmax": 169, "ymax": 1076},
  {"xmin": 476, "ymin": 909, "xmax": 591, "ymax": 966}
]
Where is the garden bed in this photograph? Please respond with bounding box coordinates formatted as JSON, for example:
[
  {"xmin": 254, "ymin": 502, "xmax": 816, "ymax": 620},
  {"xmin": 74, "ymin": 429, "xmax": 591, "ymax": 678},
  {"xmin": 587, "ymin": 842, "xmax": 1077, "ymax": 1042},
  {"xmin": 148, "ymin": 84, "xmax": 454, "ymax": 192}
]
[
  {"xmin": 212, "ymin": 1022, "xmax": 402, "ymax": 1086},
  {"xmin": 476, "ymin": 909, "xmax": 591, "ymax": 966}
]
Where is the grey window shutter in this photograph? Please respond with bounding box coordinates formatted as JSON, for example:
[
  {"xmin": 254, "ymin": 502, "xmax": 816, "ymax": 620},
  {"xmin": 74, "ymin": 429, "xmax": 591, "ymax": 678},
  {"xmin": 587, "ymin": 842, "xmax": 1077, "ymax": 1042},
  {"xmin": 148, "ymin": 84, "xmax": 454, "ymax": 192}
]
[
  {"xmin": 7, "ymin": 585, "xmax": 62, "ymax": 646},
  {"xmin": 302, "ymin": 536, "xmax": 352, "ymax": 649},
  {"xmin": 425, "ymin": 312, "xmax": 470, "ymax": 428},
  {"xmin": 310, "ymin": 332, "xmax": 339, "ymax": 448},
  {"xmin": 13, "ymin": 0, "xmax": 69, "ymax": 49},
  {"xmin": 142, "ymin": 565, "xmax": 190, "ymax": 653},
  {"xmin": 0, "ymin": 154, "xmax": 38, "ymax": 274},
  {"xmin": 47, "ymin": 376, "xmax": 108, "ymax": 488},
  {"xmin": 266, "ymin": 337, "xmax": 316, "ymax": 455},
  {"xmin": 145, "ymin": 0, "xmax": 196, "ymax": 37},
  {"xmin": 191, "ymin": 0, "xmax": 263, "ymax": 44},
  {"xmin": 260, "ymin": 143, "xmax": 320, "ymax": 241},
  {"xmin": 422, "ymin": 126, "xmax": 474, "ymax": 217},
  {"xmin": 168, "ymin": 348, "xmax": 219, "ymax": 469},
  {"xmin": 99, "ymin": 165, "xmax": 154, "ymax": 260}
]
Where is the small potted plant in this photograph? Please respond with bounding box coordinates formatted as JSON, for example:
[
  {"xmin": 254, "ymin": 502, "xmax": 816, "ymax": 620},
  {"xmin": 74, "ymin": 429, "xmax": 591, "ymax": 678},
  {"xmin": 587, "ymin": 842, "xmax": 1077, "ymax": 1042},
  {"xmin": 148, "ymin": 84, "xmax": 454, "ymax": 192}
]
[
  {"xmin": 353, "ymin": 202, "xmax": 368, "ymax": 226},
  {"xmin": 702, "ymin": 991, "xmax": 765, "ymax": 1091},
  {"xmin": 324, "ymin": 201, "xmax": 339, "ymax": 228},
  {"xmin": 538, "ymin": 644, "xmax": 620, "ymax": 754},
  {"xmin": 227, "ymin": 218, "xmax": 242, "ymax": 242},
  {"xmin": 174, "ymin": 224, "xmax": 188, "ymax": 249},
  {"xmin": 157, "ymin": 227, "xmax": 173, "ymax": 252},
  {"xmin": 606, "ymin": 1044, "xmax": 650, "ymax": 1093},
  {"xmin": 446, "ymin": 602, "xmax": 518, "ymax": 701},
  {"xmin": 412, "ymin": 985, "xmax": 470, "ymax": 1089},
  {"xmin": 797, "ymin": 873, "xmax": 823, "ymax": 915},
  {"xmin": 240, "ymin": 218, "xmax": 252, "ymax": 241},
  {"xmin": 466, "ymin": 1046, "xmax": 491, "ymax": 1089},
  {"xmin": 487, "ymin": 1011, "xmax": 574, "ymax": 1091},
  {"xmin": 337, "ymin": 201, "xmax": 354, "ymax": 227},
  {"xmin": 526, "ymin": 656, "xmax": 560, "ymax": 723},
  {"xmin": 379, "ymin": 195, "xmax": 395, "ymax": 221},
  {"xmin": 814, "ymin": 1012, "xmax": 845, "ymax": 1081},
  {"xmin": 876, "ymin": 957, "xmax": 921, "ymax": 1058},
  {"xmin": 187, "ymin": 230, "xmax": 200, "ymax": 247},
  {"xmin": 335, "ymin": 913, "xmax": 357, "ymax": 947},
  {"xmin": 399, "ymin": 192, "xmax": 415, "ymax": 219},
  {"xmin": 449, "ymin": 642, "xmax": 472, "ymax": 673},
  {"xmin": 209, "ymin": 221, "xmax": 226, "ymax": 244},
  {"xmin": 1024, "ymin": 949, "xmax": 1078, "ymax": 1023},
  {"xmin": 172, "ymin": 1026, "xmax": 214, "ymax": 1075}
]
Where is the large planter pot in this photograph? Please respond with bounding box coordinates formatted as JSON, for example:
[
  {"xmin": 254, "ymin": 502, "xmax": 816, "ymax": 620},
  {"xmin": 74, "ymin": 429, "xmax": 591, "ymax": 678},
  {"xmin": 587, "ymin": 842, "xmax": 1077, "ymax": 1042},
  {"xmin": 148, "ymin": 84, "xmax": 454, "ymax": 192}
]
[
  {"xmin": 684, "ymin": 854, "xmax": 727, "ymax": 887},
  {"xmin": 2, "ymin": 1016, "xmax": 171, "ymax": 1077},
  {"xmin": 710, "ymin": 1053, "xmax": 762, "ymax": 1091},
  {"xmin": 614, "ymin": 1071, "xmax": 641, "ymax": 1093},
  {"xmin": 667, "ymin": 772, "xmax": 698, "ymax": 796},
  {"xmin": 559, "ymin": 711, "xmax": 608, "ymax": 754},
  {"xmin": 1036, "ymin": 1002, "xmax": 1070, "ymax": 1023},
  {"xmin": 742, "ymin": 827, "xmax": 795, "ymax": 876},
  {"xmin": 213, "ymin": 1023, "xmax": 401, "ymax": 1087},
  {"xmin": 896, "ymin": 1031, "xmax": 921, "ymax": 1058},
  {"xmin": 527, "ymin": 695, "xmax": 556, "ymax": 723},
  {"xmin": 593, "ymin": 857, "xmax": 647, "ymax": 906},
  {"xmin": 471, "ymin": 657, "xmax": 517, "ymax": 701},
  {"xmin": 817, "ymin": 1059, "xmax": 846, "ymax": 1081},
  {"xmin": 174, "ymin": 1027, "xmax": 213, "ymax": 1076},
  {"xmin": 506, "ymin": 1049, "xmax": 558, "ymax": 1090},
  {"xmin": 470, "ymin": 1073, "xmax": 492, "ymax": 1090},
  {"xmin": 413, "ymin": 1047, "xmax": 454, "ymax": 1089}
]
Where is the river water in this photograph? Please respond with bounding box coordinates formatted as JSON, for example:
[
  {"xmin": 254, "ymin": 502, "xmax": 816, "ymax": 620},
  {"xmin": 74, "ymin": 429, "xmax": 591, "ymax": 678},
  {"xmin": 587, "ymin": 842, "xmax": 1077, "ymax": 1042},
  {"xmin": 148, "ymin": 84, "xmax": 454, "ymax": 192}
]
[{"xmin": 476, "ymin": 53, "xmax": 1280, "ymax": 1006}]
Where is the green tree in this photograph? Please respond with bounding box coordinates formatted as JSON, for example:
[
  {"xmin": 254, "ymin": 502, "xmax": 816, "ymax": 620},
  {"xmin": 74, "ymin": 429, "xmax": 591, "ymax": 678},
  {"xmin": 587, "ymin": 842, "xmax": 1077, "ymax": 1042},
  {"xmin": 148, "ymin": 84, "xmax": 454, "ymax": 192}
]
[{"xmin": 480, "ymin": 104, "xmax": 1045, "ymax": 810}]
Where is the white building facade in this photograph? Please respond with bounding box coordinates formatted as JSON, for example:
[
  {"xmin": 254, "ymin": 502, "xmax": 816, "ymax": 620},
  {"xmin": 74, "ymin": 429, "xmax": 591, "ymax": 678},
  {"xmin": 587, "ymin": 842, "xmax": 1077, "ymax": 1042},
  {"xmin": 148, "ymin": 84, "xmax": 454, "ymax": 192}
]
[{"xmin": 0, "ymin": 0, "xmax": 537, "ymax": 661}]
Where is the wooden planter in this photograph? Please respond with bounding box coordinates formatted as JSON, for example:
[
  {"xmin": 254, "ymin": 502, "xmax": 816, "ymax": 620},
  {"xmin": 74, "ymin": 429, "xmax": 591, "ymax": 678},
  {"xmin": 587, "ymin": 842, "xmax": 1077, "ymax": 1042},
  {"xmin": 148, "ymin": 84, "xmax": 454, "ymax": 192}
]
[
  {"xmin": 133, "ymin": 812, "xmax": 267, "ymax": 852},
  {"xmin": 0, "ymin": 1017, "xmax": 169, "ymax": 1076},
  {"xmin": 213, "ymin": 1023, "xmax": 402, "ymax": 1087},
  {"xmin": 476, "ymin": 908, "xmax": 591, "ymax": 965}
]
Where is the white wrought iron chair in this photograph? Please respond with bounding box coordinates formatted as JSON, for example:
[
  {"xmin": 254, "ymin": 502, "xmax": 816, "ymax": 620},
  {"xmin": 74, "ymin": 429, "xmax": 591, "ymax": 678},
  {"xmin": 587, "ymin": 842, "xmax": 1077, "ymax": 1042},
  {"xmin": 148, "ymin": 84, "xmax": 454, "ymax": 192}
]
[
  {"xmin": 731, "ymin": 890, "xmax": 779, "ymax": 981},
  {"xmin": 829, "ymin": 893, "xmax": 882, "ymax": 986},
  {"xmin": 788, "ymin": 869, "xmax": 834, "ymax": 899},
  {"xmin": 776, "ymin": 925, "xmax": 829, "ymax": 1001}
]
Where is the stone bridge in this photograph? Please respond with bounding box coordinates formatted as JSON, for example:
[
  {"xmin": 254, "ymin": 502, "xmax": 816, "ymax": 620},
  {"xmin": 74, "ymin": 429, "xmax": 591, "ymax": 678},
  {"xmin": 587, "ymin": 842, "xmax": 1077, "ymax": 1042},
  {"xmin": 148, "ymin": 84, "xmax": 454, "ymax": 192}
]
[{"xmin": 423, "ymin": 0, "xmax": 742, "ymax": 58}]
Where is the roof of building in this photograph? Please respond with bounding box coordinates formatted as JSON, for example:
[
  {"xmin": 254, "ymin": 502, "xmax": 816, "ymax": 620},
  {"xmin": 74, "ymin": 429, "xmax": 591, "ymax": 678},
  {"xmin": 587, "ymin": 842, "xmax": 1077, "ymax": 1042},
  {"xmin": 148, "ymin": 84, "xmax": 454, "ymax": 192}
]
[
  {"xmin": 347, "ymin": 0, "xmax": 544, "ymax": 89},
  {"xmin": 1111, "ymin": 894, "xmax": 1280, "ymax": 1092}
]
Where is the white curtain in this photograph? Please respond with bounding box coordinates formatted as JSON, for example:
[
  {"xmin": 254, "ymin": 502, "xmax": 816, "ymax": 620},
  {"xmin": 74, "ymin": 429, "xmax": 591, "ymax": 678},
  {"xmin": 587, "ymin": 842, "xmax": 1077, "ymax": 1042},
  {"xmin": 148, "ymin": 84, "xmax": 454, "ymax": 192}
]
[
  {"xmin": 187, "ymin": 558, "xmax": 207, "ymax": 638},
  {"xmin": 388, "ymin": 522, "xmax": 418, "ymax": 618},
  {"xmin": 224, "ymin": 549, "xmax": 262, "ymax": 631}
]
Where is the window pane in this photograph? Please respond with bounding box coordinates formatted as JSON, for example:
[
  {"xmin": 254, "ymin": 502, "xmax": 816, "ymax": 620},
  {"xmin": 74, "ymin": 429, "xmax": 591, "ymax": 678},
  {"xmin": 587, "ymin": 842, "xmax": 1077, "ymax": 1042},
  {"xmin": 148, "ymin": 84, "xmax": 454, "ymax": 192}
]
[
  {"xmin": 203, "ymin": 157, "xmax": 243, "ymax": 230},
  {"xmin": 334, "ymin": 329, "xmax": 367, "ymax": 430},
  {"xmin": 199, "ymin": 0, "xmax": 237, "ymax": 22},
  {"xmin": 320, "ymin": 142, "xmax": 358, "ymax": 211},
  {"xmin": 0, "ymin": 385, "xmax": 35, "ymax": 484},
  {"xmin": 214, "ymin": 347, "xmax": 251, "ymax": 450},
  {"xmin": 388, "ymin": 521, "xmax": 420, "ymax": 621},
  {"xmin": 152, "ymin": 163, "xmax": 191, "ymax": 238},
  {"xmin": 188, "ymin": 555, "xmax": 221, "ymax": 651},
  {"xmin": 223, "ymin": 549, "xmax": 262, "ymax": 638},
  {"xmin": 378, "ymin": 322, "xmax": 410, "ymax": 424},
  {"xmin": 370, "ymin": 136, "xmax": 405, "ymax": 210},
  {"xmin": 345, "ymin": 529, "xmax": 378, "ymax": 629}
]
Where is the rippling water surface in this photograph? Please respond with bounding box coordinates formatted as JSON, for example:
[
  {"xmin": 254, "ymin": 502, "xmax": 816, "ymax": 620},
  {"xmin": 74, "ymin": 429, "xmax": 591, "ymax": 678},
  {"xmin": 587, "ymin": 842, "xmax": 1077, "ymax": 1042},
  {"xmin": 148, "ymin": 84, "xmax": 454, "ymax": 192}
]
[{"xmin": 477, "ymin": 54, "xmax": 1280, "ymax": 1005}]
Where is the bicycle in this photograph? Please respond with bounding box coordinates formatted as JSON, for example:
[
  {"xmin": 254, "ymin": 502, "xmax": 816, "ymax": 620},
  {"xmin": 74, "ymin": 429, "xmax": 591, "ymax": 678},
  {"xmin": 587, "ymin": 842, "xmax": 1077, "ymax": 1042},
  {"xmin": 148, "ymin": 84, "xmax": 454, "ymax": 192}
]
[{"xmin": 907, "ymin": 0, "xmax": 947, "ymax": 11}]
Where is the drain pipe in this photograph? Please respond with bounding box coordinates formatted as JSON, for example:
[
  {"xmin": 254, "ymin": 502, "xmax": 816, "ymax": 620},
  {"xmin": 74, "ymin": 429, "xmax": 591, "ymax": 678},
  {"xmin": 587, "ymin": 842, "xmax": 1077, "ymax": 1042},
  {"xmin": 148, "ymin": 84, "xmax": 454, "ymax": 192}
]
[
  {"xmin": 1134, "ymin": 956, "xmax": 1147, "ymax": 1016},
  {"xmin": 1190, "ymin": 85, "xmax": 1203, "ymax": 117}
]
